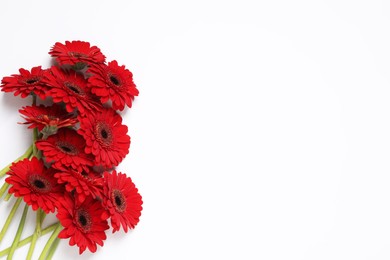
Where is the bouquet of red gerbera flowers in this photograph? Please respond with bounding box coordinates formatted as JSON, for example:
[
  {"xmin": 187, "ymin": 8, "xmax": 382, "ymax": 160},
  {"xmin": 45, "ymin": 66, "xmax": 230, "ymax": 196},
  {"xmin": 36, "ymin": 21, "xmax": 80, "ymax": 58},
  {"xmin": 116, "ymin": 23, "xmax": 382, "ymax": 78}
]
[{"xmin": 0, "ymin": 41, "xmax": 143, "ymax": 259}]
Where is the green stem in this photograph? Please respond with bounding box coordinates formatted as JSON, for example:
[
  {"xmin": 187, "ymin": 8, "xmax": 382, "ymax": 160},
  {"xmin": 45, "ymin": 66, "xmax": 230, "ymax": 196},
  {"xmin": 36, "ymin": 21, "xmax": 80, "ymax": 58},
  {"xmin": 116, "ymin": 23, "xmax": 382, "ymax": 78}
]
[
  {"xmin": 46, "ymin": 237, "xmax": 60, "ymax": 260},
  {"xmin": 40, "ymin": 210, "xmax": 46, "ymax": 225},
  {"xmin": 32, "ymin": 128, "xmax": 39, "ymax": 158},
  {"xmin": 0, "ymin": 183, "xmax": 10, "ymax": 200},
  {"xmin": 38, "ymin": 223, "xmax": 63, "ymax": 260},
  {"xmin": 3, "ymin": 192, "xmax": 11, "ymax": 201},
  {"xmin": 0, "ymin": 222, "xmax": 58, "ymax": 257},
  {"xmin": 0, "ymin": 145, "xmax": 33, "ymax": 178},
  {"xmin": 7, "ymin": 203, "xmax": 29, "ymax": 260},
  {"xmin": 26, "ymin": 210, "xmax": 42, "ymax": 260},
  {"xmin": 0, "ymin": 198, "xmax": 22, "ymax": 242}
]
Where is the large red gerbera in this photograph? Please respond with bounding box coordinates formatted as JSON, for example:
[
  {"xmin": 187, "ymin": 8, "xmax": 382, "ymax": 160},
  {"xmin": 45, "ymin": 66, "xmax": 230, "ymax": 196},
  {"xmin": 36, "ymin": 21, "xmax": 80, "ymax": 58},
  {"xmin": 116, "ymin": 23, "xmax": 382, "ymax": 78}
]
[
  {"xmin": 101, "ymin": 171, "xmax": 143, "ymax": 233},
  {"xmin": 5, "ymin": 157, "xmax": 62, "ymax": 213},
  {"xmin": 44, "ymin": 66, "xmax": 101, "ymax": 113},
  {"xmin": 54, "ymin": 169, "xmax": 103, "ymax": 203},
  {"xmin": 78, "ymin": 108, "xmax": 130, "ymax": 168},
  {"xmin": 49, "ymin": 41, "xmax": 106, "ymax": 67},
  {"xmin": 36, "ymin": 128, "xmax": 93, "ymax": 172},
  {"xmin": 0, "ymin": 66, "xmax": 48, "ymax": 99},
  {"xmin": 57, "ymin": 194, "xmax": 109, "ymax": 254},
  {"xmin": 88, "ymin": 60, "xmax": 139, "ymax": 111},
  {"xmin": 19, "ymin": 104, "xmax": 77, "ymax": 132}
]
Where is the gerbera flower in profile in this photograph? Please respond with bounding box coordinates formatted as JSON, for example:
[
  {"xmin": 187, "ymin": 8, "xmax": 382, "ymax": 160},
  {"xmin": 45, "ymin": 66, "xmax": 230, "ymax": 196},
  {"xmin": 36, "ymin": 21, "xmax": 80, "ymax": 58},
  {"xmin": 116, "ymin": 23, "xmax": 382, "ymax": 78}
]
[
  {"xmin": 19, "ymin": 104, "xmax": 77, "ymax": 132},
  {"xmin": 49, "ymin": 40, "xmax": 106, "ymax": 68},
  {"xmin": 57, "ymin": 194, "xmax": 109, "ymax": 254},
  {"xmin": 44, "ymin": 66, "xmax": 101, "ymax": 113},
  {"xmin": 5, "ymin": 157, "xmax": 62, "ymax": 213},
  {"xmin": 88, "ymin": 60, "xmax": 139, "ymax": 111},
  {"xmin": 0, "ymin": 66, "xmax": 48, "ymax": 99},
  {"xmin": 36, "ymin": 128, "xmax": 93, "ymax": 172},
  {"xmin": 101, "ymin": 171, "xmax": 143, "ymax": 233},
  {"xmin": 54, "ymin": 169, "xmax": 103, "ymax": 203},
  {"xmin": 78, "ymin": 108, "xmax": 130, "ymax": 168}
]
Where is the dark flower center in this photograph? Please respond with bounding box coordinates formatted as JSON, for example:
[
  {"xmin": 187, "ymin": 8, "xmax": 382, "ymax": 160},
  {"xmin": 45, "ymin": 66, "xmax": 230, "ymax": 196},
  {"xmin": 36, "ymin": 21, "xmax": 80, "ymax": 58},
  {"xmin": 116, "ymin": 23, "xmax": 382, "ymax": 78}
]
[
  {"xmin": 64, "ymin": 82, "xmax": 84, "ymax": 96},
  {"xmin": 95, "ymin": 122, "xmax": 113, "ymax": 147},
  {"xmin": 79, "ymin": 214, "xmax": 87, "ymax": 226},
  {"xmin": 112, "ymin": 189, "xmax": 126, "ymax": 212},
  {"xmin": 34, "ymin": 180, "xmax": 45, "ymax": 189},
  {"xmin": 115, "ymin": 195, "xmax": 122, "ymax": 206},
  {"xmin": 68, "ymin": 51, "xmax": 87, "ymax": 58},
  {"xmin": 26, "ymin": 78, "xmax": 39, "ymax": 84},
  {"xmin": 28, "ymin": 174, "xmax": 51, "ymax": 193},
  {"xmin": 80, "ymin": 171, "xmax": 88, "ymax": 177},
  {"xmin": 56, "ymin": 141, "xmax": 78, "ymax": 155},
  {"xmin": 37, "ymin": 114, "xmax": 58, "ymax": 121},
  {"xmin": 101, "ymin": 129, "xmax": 108, "ymax": 139},
  {"xmin": 76, "ymin": 208, "xmax": 91, "ymax": 232},
  {"xmin": 109, "ymin": 75, "xmax": 120, "ymax": 86}
]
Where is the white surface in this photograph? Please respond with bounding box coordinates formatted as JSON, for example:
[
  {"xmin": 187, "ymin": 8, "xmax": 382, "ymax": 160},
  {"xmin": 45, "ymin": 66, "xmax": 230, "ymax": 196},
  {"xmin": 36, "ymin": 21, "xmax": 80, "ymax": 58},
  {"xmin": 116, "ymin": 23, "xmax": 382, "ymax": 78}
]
[{"xmin": 0, "ymin": 0, "xmax": 390, "ymax": 259}]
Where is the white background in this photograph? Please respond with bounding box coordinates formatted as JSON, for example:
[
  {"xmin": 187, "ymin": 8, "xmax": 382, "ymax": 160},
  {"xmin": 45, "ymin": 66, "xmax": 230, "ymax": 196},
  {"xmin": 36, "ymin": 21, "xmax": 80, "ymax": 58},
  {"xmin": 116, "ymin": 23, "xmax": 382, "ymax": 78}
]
[{"xmin": 0, "ymin": 0, "xmax": 390, "ymax": 259}]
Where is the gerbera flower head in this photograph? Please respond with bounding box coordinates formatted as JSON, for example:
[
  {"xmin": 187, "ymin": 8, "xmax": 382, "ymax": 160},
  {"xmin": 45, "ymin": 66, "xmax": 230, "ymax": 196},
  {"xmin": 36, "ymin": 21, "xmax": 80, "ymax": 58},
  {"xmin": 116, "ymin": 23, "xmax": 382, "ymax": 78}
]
[
  {"xmin": 49, "ymin": 40, "xmax": 106, "ymax": 68},
  {"xmin": 57, "ymin": 194, "xmax": 109, "ymax": 254},
  {"xmin": 19, "ymin": 104, "xmax": 77, "ymax": 134},
  {"xmin": 36, "ymin": 128, "xmax": 93, "ymax": 172},
  {"xmin": 78, "ymin": 108, "xmax": 130, "ymax": 168},
  {"xmin": 54, "ymin": 169, "xmax": 104, "ymax": 203},
  {"xmin": 102, "ymin": 171, "xmax": 143, "ymax": 233},
  {"xmin": 44, "ymin": 66, "xmax": 102, "ymax": 113},
  {"xmin": 5, "ymin": 157, "xmax": 62, "ymax": 213},
  {"xmin": 88, "ymin": 60, "xmax": 139, "ymax": 111},
  {"xmin": 0, "ymin": 66, "xmax": 48, "ymax": 99}
]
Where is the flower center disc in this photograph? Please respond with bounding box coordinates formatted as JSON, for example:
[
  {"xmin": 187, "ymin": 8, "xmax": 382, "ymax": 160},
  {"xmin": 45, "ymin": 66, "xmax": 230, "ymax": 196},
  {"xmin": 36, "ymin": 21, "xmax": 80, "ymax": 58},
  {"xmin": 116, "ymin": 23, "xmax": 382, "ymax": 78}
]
[
  {"xmin": 109, "ymin": 75, "xmax": 120, "ymax": 86},
  {"xmin": 56, "ymin": 141, "xmax": 78, "ymax": 155},
  {"xmin": 34, "ymin": 179, "xmax": 45, "ymax": 189},
  {"xmin": 112, "ymin": 189, "xmax": 126, "ymax": 212},
  {"xmin": 64, "ymin": 82, "xmax": 84, "ymax": 96},
  {"xmin": 76, "ymin": 208, "xmax": 92, "ymax": 232},
  {"xmin": 95, "ymin": 122, "xmax": 113, "ymax": 147},
  {"xmin": 28, "ymin": 174, "xmax": 51, "ymax": 193},
  {"xmin": 68, "ymin": 52, "xmax": 87, "ymax": 58},
  {"xmin": 25, "ymin": 78, "xmax": 39, "ymax": 84}
]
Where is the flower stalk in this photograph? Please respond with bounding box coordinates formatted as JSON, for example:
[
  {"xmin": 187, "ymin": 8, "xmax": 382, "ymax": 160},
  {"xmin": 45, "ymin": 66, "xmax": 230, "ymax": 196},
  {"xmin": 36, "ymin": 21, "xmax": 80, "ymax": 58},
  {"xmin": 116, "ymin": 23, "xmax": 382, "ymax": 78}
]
[
  {"xmin": 0, "ymin": 222, "xmax": 58, "ymax": 257},
  {"xmin": 0, "ymin": 198, "xmax": 22, "ymax": 242},
  {"xmin": 38, "ymin": 223, "xmax": 63, "ymax": 260},
  {"xmin": 26, "ymin": 209, "xmax": 43, "ymax": 260},
  {"xmin": 7, "ymin": 203, "xmax": 29, "ymax": 260}
]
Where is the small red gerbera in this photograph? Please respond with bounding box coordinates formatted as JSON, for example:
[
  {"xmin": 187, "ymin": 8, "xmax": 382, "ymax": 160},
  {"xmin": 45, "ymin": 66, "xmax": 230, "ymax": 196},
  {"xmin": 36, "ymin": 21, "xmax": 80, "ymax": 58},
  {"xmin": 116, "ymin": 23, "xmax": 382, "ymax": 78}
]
[
  {"xmin": 57, "ymin": 194, "xmax": 109, "ymax": 254},
  {"xmin": 101, "ymin": 171, "xmax": 143, "ymax": 233},
  {"xmin": 78, "ymin": 108, "xmax": 130, "ymax": 168},
  {"xmin": 0, "ymin": 66, "xmax": 48, "ymax": 99},
  {"xmin": 88, "ymin": 60, "xmax": 139, "ymax": 111},
  {"xmin": 5, "ymin": 157, "xmax": 62, "ymax": 213},
  {"xmin": 19, "ymin": 104, "xmax": 77, "ymax": 132},
  {"xmin": 36, "ymin": 128, "xmax": 93, "ymax": 172},
  {"xmin": 49, "ymin": 40, "xmax": 106, "ymax": 67},
  {"xmin": 55, "ymin": 169, "xmax": 103, "ymax": 203},
  {"xmin": 44, "ymin": 66, "xmax": 102, "ymax": 113}
]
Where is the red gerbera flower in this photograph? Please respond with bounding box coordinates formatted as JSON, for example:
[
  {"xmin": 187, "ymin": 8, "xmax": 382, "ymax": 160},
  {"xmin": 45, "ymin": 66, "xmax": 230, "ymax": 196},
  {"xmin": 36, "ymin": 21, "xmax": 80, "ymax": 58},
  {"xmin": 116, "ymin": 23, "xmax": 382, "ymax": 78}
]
[
  {"xmin": 78, "ymin": 108, "xmax": 130, "ymax": 168},
  {"xmin": 1, "ymin": 66, "xmax": 48, "ymax": 99},
  {"xmin": 5, "ymin": 157, "xmax": 62, "ymax": 213},
  {"xmin": 101, "ymin": 171, "xmax": 143, "ymax": 233},
  {"xmin": 44, "ymin": 66, "xmax": 101, "ymax": 113},
  {"xmin": 49, "ymin": 40, "xmax": 106, "ymax": 67},
  {"xmin": 54, "ymin": 169, "xmax": 103, "ymax": 203},
  {"xmin": 57, "ymin": 194, "xmax": 109, "ymax": 254},
  {"xmin": 88, "ymin": 60, "xmax": 139, "ymax": 111},
  {"xmin": 36, "ymin": 128, "xmax": 93, "ymax": 172},
  {"xmin": 19, "ymin": 104, "xmax": 77, "ymax": 132}
]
